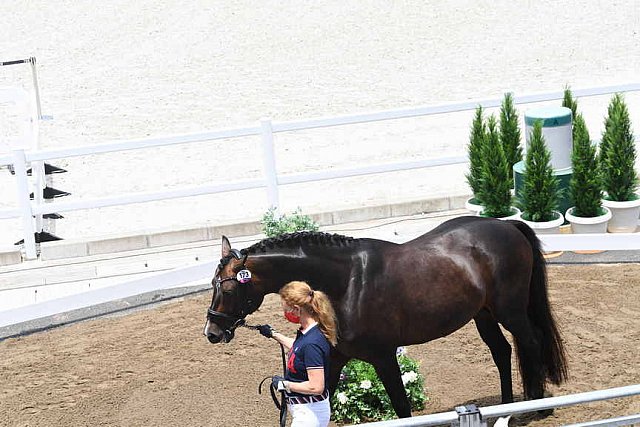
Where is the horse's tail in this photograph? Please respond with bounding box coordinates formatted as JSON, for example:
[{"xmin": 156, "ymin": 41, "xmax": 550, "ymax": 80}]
[{"xmin": 509, "ymin": 221, "xmax": 568, "ymax": 388}]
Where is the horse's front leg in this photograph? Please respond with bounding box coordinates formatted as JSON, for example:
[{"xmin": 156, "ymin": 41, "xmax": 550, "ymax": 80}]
[
  {"xmin": 372, "ymin": 350, "xmax": 412, "ymax": 418},
  {"xmin": 328, "ymin": 348, "xmax": 351, "ymax": 397}
]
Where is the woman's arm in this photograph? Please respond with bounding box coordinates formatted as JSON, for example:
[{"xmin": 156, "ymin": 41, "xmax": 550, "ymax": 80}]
[
  {"xmin": 286, "ymin": 368, "xmax": 325, "ymax": 395},
  {"xmin": 271, "ymin": 331, "xmax": 295, "ymax": 352}
]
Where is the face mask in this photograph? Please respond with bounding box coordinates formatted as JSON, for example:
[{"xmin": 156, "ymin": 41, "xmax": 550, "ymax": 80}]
[{"xmin": 284, "ymin": 309, "xmax": 300, "ymax": 324}]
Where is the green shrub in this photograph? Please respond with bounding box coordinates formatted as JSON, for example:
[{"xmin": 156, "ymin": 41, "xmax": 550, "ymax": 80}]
[
  {"xmin": 331, "ymin": 348, "xmax": 427, "ymax": 424},
  {"xmin": 517, "ymin": 120, "xmax": 561, "ymax": 222},
  {"xmin": 260, "ymin": 207, "xmax": 319, "ymax": 237},
  {"xmin": 563, "ymin": 85, "xmax": 579, "ymax": 141},
  {"xmin": 600, "ymin": 93, "xmax": 638, "ymax": 201},
  {"xmin": 562, "ymin": 86, "xmax": 578, "ymax": 123},
  {"xmin": 465, "ymin": 106, "xmax": 487, "ymax": 204},
  {"xmin": 570, "ymin": 114, "xmax": 605, "ymax": 217},
  {"xmin": 597, "ymin": 93, "xmax": 621, "ymax": 175},
  {"xmin": 499, "ymin": 93, "xmax": 522, "ymax": 186},
  {"xmin": 477, "ymin": 115, "xmax": 513, "ymax": 218}
]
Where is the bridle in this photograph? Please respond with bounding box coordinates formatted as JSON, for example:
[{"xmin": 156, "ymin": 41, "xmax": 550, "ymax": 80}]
[{"xmin": 207, "ymin": 249, "xmax": 258, "ymax": 337}]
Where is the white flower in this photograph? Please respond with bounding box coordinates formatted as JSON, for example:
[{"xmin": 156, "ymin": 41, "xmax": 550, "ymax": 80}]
[
  {"xmin": 401, "ymin": 371, "xmax": 418, "ymax": 385},
  {"xmin": 396, "ymin": 346, "xmax": 407, "ymax": 356},
  {"xmin": 360, "ymin": 379, "xmax": 372, "ymax": 390},
  {"xmin": 494, "ymin": 415, "xmax": 511, "ymax": 427},
  {"xmin": 337, "ymin": 392, "xmax": 348, "ymax": 404}
]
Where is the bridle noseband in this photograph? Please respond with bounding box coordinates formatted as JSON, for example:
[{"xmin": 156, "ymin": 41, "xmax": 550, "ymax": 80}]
[{"xmin": 207, "ymin": 249, "xmax": 258, "ymax": 335}]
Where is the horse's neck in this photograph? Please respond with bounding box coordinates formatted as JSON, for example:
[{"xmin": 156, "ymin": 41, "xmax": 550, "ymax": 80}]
[{"xmin": 251, "ymin": 250, "xmax": 354, "ymax": 296}]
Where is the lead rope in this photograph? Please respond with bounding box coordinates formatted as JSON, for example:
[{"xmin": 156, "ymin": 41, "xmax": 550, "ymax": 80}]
[{"xmin": 247, "ymin": 324, "xmax": 288, "ymax": 427}]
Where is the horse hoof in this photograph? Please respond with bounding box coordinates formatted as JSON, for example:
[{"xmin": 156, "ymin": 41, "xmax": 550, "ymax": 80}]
[{"xmin": 537, "ymin": 408, "xmax": 554, "ymax": 417}]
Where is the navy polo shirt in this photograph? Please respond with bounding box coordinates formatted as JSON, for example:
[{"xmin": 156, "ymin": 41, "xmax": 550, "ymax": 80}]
[{"xmin": 284, "ymin": 324, "xmax": 330, "ymax": 397}]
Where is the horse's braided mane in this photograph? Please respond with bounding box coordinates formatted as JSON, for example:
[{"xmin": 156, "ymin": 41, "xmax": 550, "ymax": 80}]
[{"xmin": 242, "ymin": 231, "xmax": 355, "ymax": 254}]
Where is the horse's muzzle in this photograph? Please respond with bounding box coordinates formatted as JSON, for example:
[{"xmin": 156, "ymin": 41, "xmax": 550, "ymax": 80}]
[
  {"xmin": 205, "ymin": 329, "xmax": 235, "ymax": 344},
  {"xmin": 206, "ymin": 332, "xmax": 223, "ymax": 344}
]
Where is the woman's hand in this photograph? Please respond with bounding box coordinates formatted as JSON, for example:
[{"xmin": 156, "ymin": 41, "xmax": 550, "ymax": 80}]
[{"xmin": 258, "ymin": 324, "xmax": 274, "ymax": 338}]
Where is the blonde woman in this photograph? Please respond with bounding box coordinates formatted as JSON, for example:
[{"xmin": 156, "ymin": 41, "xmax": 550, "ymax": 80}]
[{"xmin": 259, "ymin": 281, "xmax": 338, "ymax": 427}]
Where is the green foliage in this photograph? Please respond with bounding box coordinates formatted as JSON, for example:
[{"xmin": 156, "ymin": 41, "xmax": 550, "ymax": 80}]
[
  {"xmin": 465, "ymin": 106, "xmax": 487, "ymax": 202},
  {"xmin": 597, "ymin": 93, "xmax": 621, "ymax": 173},
  {"xmin": 477, "ymin": 115, "xmax": 513, "ymax": 218},
  {"xmin": 562, "ymin": 86, "xmax": 579, "ymax": 140},
  {"xmin": 600, "ymin": 93, "xmax": 639, "ymax": 201},
  {"xmin": 331, "ymin": 348, "xmax": 427, "ymax": 424},
  {"xmin": 260, "ymin": 207, "xmax": 319, "ymax": 237},
  {"xmin": 569, "ymin": 114, "xmax": 605, "ymax": 217},
  {"xmin": 499, "ymin": 93, "xmax": 522, "ymax": 186},
  {"xmin": 517, "ymin": 120, "xmax": 561, "ymax": 222},
  {"xmin": 562, "ymin": 86, "xmax": 578, "ymax": 122}
]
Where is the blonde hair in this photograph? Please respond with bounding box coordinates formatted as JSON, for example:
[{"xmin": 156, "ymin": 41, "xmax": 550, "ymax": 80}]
[{"xmin": 279, "ymin": 281, "xmax": 338, "ymax": 346}]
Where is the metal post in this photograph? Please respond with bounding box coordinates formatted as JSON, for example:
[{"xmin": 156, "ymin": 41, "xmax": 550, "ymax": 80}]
[
  {"xmin": 454, "ymin": 404, "xmax": 486, "ymax": 427},
  {"xmin": 260, "ymin": 118, "xmax": 280, "ymax": 209},
  {"xmin": 28, "ymin": 57, "xmax": 43, "ymax": 119},
  {"xmin": 12, "ymin": 149, "xmax": 37, "ymax": 259},
  {"xmin": 32, "ymin": 160, "xmax": 45, "ymax": 234}
]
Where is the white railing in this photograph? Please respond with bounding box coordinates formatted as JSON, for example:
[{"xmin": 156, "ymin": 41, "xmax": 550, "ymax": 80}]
[
  {"xmin": 1, "ymin": 83, "xmax": 640, "ymax": 259},
  {"xmin": 357, "ymin": 384, "xmax": 640, "ymax": 427},
  {"xmin": 0, "ymin": 260, "xmax": 213, "ymax": 328}
]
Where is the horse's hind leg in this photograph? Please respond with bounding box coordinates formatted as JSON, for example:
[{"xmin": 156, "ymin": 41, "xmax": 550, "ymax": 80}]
[
  {"xmin": 474, "ymin": 309, "xmax": 513, "ymax": 403},
  {"xmin": 499, "ymin": 313, "xmax": 545, "ymax": 400}
]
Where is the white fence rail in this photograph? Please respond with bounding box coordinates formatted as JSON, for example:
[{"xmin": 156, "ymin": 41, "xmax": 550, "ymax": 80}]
[
  {"xmin": 1, "ymin": 82, "xmax": 640, "ymax": 259},
  {"xmin": 0, "ymin": 261, "xmax": 214, "ymax": 329},
  {"xmin": 357, "ymin": 384, "xmax": 640, "ymax": 427}
]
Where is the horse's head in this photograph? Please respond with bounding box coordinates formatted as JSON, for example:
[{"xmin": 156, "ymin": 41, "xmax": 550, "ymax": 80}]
[{"xmin": 203, "ymin": 236, "xmax": 265, "ymax": 344}]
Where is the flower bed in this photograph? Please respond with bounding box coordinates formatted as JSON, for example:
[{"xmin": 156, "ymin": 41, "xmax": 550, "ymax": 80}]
[{"xmin": 331, "ymin": 347, "xmax": 427, "ymax": 424}]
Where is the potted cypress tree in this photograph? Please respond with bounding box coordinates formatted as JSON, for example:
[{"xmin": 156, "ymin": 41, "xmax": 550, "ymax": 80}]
[
  {"xmin": 565, "ymin": 114, "xmax": 612, "ymax": 233},
  {"xmin": 499, "ymin": 93, "xmax": 522, "ymax": 188},
  {"xmin": 599, "ymin": 93, "xmax": 639, "ymax": 233},
  {"xmin": 477, "ymin": 115, "xmax": 519, "ymax": 219},
  {"xmin": 516, "ymin": 120, "xmax": 564, "ymax": 233},
  {"xmin": 465, "ymin": 106, "xmax": 486, "ymax": 215},
  {"xmin": 562, "ymin": 86, "xmax": 578, "ymax": 129}
]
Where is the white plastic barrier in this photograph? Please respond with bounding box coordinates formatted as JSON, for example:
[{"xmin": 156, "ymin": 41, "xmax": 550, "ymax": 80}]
[
  {"xmin": 0, "ymin": 261, "xmax": 214, "ymax": 328},
  {"xmin": 357, "ymin": 384, "xmax": 640, "ymax": 426}
]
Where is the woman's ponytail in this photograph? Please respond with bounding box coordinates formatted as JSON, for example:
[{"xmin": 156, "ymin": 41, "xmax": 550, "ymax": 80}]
[
  {"xmin": 280, "ymin": 281, "xmax": 338, "ymax": 346},
  {"xmin": 309, "ymin": 290, "xmax": 338, "ymax": 346}
]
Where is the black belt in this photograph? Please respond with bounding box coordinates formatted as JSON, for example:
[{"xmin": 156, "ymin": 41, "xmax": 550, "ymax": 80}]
[{"xmin": 286, "ymin": 389, "xmax": 329, "ymax": 405}]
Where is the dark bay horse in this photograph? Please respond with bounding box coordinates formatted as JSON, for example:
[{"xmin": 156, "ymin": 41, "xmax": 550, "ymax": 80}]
[{"xmin": 202, "ymin": 216, "xmax": 568, "ymax": 418}]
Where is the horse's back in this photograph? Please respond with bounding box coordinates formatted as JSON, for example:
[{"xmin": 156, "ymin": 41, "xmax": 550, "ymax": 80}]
[{"xmin": 406, "ymin": 215, "xmax": 532, "ymax": 256}]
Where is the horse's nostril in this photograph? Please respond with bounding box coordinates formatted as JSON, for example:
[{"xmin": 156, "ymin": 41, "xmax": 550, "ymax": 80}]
[{"xmin": 207, "ymin": 333, "xmax": 222, "ymax": 344}]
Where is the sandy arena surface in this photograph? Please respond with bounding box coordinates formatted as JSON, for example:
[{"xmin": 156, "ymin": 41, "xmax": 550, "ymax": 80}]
[
  {"xmin": 1, "ymin": 263, "xmax": 639, "ymax": 427},
  {"xmin": 1, "ymin": 1, "xmax": 640, "ymax": 245}
]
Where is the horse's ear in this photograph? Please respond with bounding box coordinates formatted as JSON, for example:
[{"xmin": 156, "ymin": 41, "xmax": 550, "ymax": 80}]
[{"xmin": 221, "ymin": 236, "xmax": 231, "ymax": 257}]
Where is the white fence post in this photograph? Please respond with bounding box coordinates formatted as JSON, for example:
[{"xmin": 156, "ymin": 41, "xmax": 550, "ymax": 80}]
[
  {"xmin": 260, "ymin": 118, "xmax": 280, "ymax": 209},
  {"xmin": 12, "ymin": 149, "xmax": 37, "ymax": 259}
]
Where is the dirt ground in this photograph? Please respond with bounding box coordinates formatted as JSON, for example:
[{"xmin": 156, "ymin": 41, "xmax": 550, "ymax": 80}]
[{"xmin": 1, "ymin": 264, "xmax": 639, "ymax": 427}]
